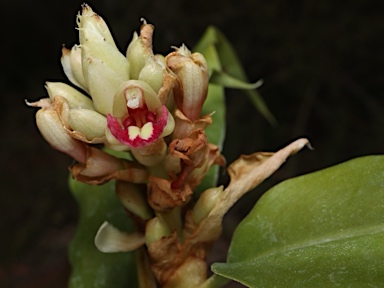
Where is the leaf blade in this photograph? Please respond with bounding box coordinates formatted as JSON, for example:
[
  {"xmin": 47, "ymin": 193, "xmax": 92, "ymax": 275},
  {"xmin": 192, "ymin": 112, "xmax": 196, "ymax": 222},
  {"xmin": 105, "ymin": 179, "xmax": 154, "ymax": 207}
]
[
  {"xmin": 212, "ymin": 155, "xmax": 384, "ymax": 287},
  {"xmin": 208, "ymin": 27, "xmax": 276, "ymax": 125}
]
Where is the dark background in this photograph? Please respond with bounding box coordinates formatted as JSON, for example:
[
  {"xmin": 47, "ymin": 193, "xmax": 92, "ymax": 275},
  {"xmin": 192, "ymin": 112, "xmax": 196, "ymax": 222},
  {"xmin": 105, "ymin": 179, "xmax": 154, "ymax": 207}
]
[{"xmin": 2, "ymin": 0, "xmax": 383, "ymax": 287}]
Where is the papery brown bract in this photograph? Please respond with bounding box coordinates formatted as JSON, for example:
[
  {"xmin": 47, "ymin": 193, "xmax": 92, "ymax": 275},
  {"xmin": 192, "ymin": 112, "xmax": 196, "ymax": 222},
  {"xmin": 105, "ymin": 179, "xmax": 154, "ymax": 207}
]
[
  {"xmin": 193, "ymin": 138, "xmax": 310, "ymax": 244},
  {"xmin": 70, "ymin": 146, "xmax": 149, "ymax": 185},
  {"xmin": 148, "ymin": 177, "xmax": 193, "ymax": 212},
  {"xmin": 144, "ymin": 139, "xmax": 309, "ymax": 286}
]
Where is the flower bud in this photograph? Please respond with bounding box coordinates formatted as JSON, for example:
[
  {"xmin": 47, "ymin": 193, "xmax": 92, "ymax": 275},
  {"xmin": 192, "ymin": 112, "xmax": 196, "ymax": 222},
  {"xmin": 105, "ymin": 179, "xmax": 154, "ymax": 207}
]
[
  {"xmin": 138, "ymin": 58, "xmax": 164, "ymax": 93},
  {"xmin": 33, "ymin": 103, "xmax": 87, "ymax": 163},
  {"xmin": 95, "ymin": 221, "xmax": 145, "ymax": 253},
  {"xmin": 116, "ymin": 181, "xmax": 152, "ymax": 220},
  {"xmin": 145, "ymin": 216, "xmax": 171, "ymax": 246},
  {"xmin": 126, "ymin": 22, "xmax": 154, "ymax": 79},
  {"xmin": 68, "ymin": 108, "xmax": 107, "ymax": 141},
  {"xmin": 45, "ymin": 82, "xmax": 94, "ymax": 110},
  {"xmin": 83, "ymin": 56, "xmax": 127, "ymax": 115},
  {"xmin": 163, "ymin": 257, "xmax": 207, "ymax": 288},
  {"xmin": 78, "ymin": 4, "xmax": 130, "ymax": 115},
  {"xmin": 166, "ymin": 45, "xmax": 208, "ymax": 121},
  {"xmin": 78, "ymin": 4, "xmax": 116, "ymax": 45},
  {"xmin": 61, "ymin": 46, "xmax": 88, "ymax": 92},
  {"xmin": 192, "ymin": 186, "xmax": 223, "ymax": 225}
]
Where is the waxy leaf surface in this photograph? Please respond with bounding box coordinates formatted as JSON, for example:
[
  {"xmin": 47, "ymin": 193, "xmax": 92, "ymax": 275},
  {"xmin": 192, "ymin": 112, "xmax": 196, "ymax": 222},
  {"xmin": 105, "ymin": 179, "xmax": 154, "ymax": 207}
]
[{"xmin": 212, "ymin": 155, "xmax": 384, "ymax": 287}]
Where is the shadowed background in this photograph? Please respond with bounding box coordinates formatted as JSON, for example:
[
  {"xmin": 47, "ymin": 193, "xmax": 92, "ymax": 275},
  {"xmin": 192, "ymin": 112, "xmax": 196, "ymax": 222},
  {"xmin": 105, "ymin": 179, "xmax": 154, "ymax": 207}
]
[{"xmin": 2, "ymin": 0, "xmax": 383, "ymax": 287}]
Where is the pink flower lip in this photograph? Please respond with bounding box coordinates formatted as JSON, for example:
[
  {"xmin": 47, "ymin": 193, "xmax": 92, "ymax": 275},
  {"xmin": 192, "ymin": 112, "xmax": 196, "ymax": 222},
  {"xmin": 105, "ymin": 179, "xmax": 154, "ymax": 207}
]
[{"xmin": 107, "ymin": 105, "xmax": 168, "ymax": 148}]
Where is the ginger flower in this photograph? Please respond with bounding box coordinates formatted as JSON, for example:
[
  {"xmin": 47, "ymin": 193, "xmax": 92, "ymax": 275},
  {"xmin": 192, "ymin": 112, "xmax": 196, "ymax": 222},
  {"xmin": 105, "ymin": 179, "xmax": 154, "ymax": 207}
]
[
  {"xmin": 28, "ymin": 4, "xmax": 311, "ymax": 287},
  {"xmin": 107, "ymin": 80, "xmax": 174, "ymax": 148}
]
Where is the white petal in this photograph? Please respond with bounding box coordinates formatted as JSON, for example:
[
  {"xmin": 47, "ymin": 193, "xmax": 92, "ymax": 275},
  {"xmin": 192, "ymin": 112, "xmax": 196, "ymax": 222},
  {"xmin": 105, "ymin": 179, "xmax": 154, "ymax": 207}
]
[{"xmin": 95, "ymin": 221, "xmax": 145, "ymax": 253}]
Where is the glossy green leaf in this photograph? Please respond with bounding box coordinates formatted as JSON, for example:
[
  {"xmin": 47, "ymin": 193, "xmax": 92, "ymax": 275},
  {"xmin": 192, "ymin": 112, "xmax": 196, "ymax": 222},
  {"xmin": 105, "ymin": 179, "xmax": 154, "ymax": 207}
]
[
  {"xmin": 68, "ymin": 178, "xmax": 138, "ymax": 288},
  {"xmin": 212, "ymin": 155, "xmax": 384, "ymax": 287},
  {"xmin": 194, "ymin": 26, "xmax": 276, "ymax": 125}
]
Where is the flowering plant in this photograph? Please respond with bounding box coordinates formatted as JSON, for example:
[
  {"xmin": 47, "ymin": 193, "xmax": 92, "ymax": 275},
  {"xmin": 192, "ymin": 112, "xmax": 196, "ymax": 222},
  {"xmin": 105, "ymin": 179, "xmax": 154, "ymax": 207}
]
[{"xmin": 28, "ymin": 4, "xmax": 384, "ymax": 288}]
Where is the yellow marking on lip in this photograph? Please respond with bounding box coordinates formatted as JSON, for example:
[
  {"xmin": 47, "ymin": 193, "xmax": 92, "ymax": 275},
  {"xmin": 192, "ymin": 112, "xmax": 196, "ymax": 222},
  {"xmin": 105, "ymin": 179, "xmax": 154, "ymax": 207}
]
[
  {"xmin": 128, "ymin": 126, "xmax": 140, "ymax": 140},
  {"xmin": 140, "ymin": 122, "xmax": 153, "ymax": 140},
  {"xmin": 127, "ymin": 122, "xmax": 154, "ymax": 140}
]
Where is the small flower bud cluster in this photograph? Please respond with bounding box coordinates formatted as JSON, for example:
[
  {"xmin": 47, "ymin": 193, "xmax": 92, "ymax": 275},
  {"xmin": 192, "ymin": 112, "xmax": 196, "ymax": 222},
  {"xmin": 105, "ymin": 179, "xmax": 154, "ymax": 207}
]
[{"xmin": 28, "ymin": 4, "xmax": 225, "ymax": 286}]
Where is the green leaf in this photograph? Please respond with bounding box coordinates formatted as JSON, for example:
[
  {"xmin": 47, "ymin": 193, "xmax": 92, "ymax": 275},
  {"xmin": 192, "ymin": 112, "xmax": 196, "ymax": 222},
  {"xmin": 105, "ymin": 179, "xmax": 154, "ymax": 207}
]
[
  {"xmin": 68, "ymin": 178, "xmax": 138, "ymax": 288},
  {"xmin": 195, "ymin": 83, "xmax": 226, "ymax": 195},
  {"xmin": 209, "ymin": 71, "xmax": 263, "ymax": 90},
  {"xmin": 201, "ymin": 83, "xmax": 226, "ymax": 150},
  {"xmin": 212, "ymin": 155, "xmax": 384, "ymax": 287},
  {"xmin": 195, "ymin": 37, "xmax": 222, "ymax": 75},
  {"xmin": 194, "ymin": 26, "xmax": 276, "ymax": 125}
]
